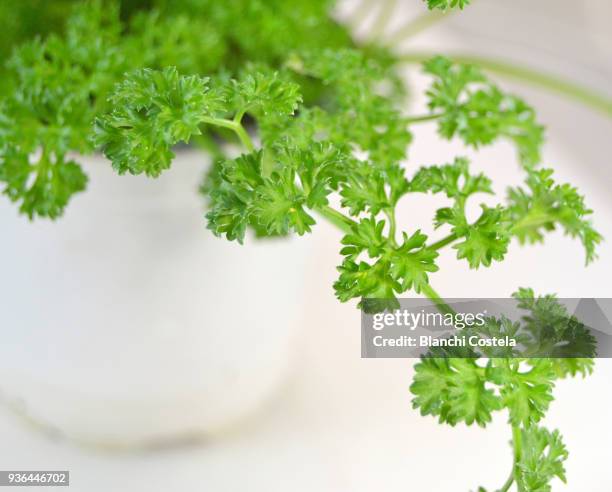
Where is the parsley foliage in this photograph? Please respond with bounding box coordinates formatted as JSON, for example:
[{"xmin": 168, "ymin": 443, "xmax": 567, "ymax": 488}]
[
  {"xmin": 412, "ymin": 289, "xmax": 596, "ymax": 491},
  {"xmin": 426, "ymin": 0, "xmax": 471, "ymax": 11}
]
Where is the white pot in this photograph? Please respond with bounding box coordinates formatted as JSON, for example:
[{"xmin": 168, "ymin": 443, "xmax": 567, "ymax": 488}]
[{"xmin": 0, "ymin": 151, "xmax": 310, "ymax": 448}]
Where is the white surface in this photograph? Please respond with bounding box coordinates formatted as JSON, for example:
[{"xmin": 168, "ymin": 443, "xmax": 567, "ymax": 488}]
[{"xmin": 1, "ymin": 0, "xmax": 611, "ymax": 490}]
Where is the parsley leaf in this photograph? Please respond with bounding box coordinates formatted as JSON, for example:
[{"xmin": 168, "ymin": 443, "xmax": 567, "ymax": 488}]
[
  {"xmin": 426, "ymin": 0, "xmax": 471, "ymax": 10},
  {"xmin": 408, "ymin": 157, "xmax": 493, "ymax": 199},
  {"xmin": 411, "ymin": 357, "xmax": 501, "ymax": 427},
  {"xmin": 517, "ymin": 426, "xmax": 569, "ymax": 492},
  {"xmin": 227, "ymin": 70, "xmax": 302, "ymax": 118},
  {"xmin": 334, "ymin": 218, "xmax": 439, "ymax": 308},
  {"xmin": 0, "ymin": 145, "xmax": 87, "ymax": 219},
  {"xmin": 94, "ymin": 68, "xmax": 222, "ymax": 177},
  {"xmin": 424, "ymin": 56, "xmax": 544, "ymax": 167},
  {"xmin": 508, "ymin": 168, "xmax": 602, "ymax": 264},
  {"xmin": 390, "ymin": 230, "xmax": 440, "ymax": 292},
  {"xmin": 453, "ymin": 205, "xmax": 511, "ymax": 268}
]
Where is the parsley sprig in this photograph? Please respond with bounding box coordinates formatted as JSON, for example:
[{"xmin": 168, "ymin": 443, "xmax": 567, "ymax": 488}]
[
  {"xmin": 91, "ymin": 54, "xmax": 600, "ymax": 490},
  {"xmin": 412, "ymin": 288, "xmax": 596, "ymax": 492}
]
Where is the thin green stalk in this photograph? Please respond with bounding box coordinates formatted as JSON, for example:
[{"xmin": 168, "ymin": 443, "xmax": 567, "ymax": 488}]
[
  {"xmin": 406, "ymin": 112, "xmax": 444, "ymax": 124},
  {"xmin": 191, "ymin": 133, "xmax": 226, "ymax": 161},
  {"xmin": 233, "ymin": 109, "xmax": 247, "ymax": 124},
  {"xmin": 512, "ymin": 425, "xmax": 525, "ymax": 492},
  {"xmin": 201, "ymin": 116, "xmax": 255, "ymax": 152},
  {"xmin": 509, "ymin": 209, "xmax": 551, "ymax": 236},
  {"xmin": 371, "ymin": 0, "xmax": 398, "ymax": 39},
  {"xmin": 348, "ymin": 0, "xmax": 376, "ymax": 29},
  {"xmin": 316, "ymin": 205, "xmax": 357, "ymax": 235},
  {"xmin": 399, "ymin": 52, "xmax": 612, "ymax": 117},
  {"xmin": 384, "ymin": 208, "xmax": 398, "ymax": 246},
  {"xmin": 421, "ymin": 283, "xmax": 456, "ymax": 316},
  {"xmin": 385, "ymin": 10, "xmax": 448, "ymax": 45},
  {"xmin": 427, "ymin": 233, "xmax": 458, "ymax": 251},
  {"xmin": 234, "ymin": 124, "xmax": 255, "ymax": 152},
  {"xmin": 499, "ymin": 471, "xmax": 515, "ymax": 492},
  {"xmin": 499, "ymin": 432, "xmax": 517, "ymax": 492}
]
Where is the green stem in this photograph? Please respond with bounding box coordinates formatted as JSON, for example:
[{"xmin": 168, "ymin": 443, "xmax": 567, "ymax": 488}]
[
  {"xmin": 201, "ymin": 116, "xmax": 255, "ymax": 152},
  {"xmin": 371, "ymin": 0, "xmax": 398, "ymax": 38},
  {"xmin": 499, "ymin": 426, "xmax": 518, "ymax": 492},
  {"xmin": 398, "ymin": 52, "xmax": 612, "ymax": 117},
  {"xmin": 498, "ymin": 469, "xmax": 515, "ymax": 492},
  {"xmin": 191, "ymin": 133, "xmax": 226, "ymax": 161},
  {"xmin": 384, "ymin": 208, "xmax": 398, "ymax": 246},
  {"xmin": 315, "ymin": 205, "xmax": 357, "ymax": 235},
  {"xmin": 509, "ymin": 209, "xmax": 552, "ymax": 236},
  {"xmin": 421, "ymin": 283, "xmax": 456, "ymax": 316},
  {"xmin": 348, "ymin": 0, "xmax": 376, "ymax": 29},
  {"xmin": 232, "ymin": 123, "xmax": 255, "ymax": 153},
  {"xmin": 512, "ymin": 425, "xmax": 524, "ymax": 492},
  {"xmin": 406, "ymin": 112, "xmax": 444, "ymax": 124},
  {"xmin": 233, "ymin": 109, "xmax": 246, "ymax": 124},
  {"xmin": 427, "ymin": 233, "xmax": 458, "ymax": 251},
  {"xmin": 385, "ymin": 10, "xmax": 449, "ymax": 44}
]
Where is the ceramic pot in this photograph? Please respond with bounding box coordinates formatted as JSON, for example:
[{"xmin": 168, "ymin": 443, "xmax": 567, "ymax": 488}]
[{"xmin": 0, "ymin": 151, "xmax": 310, "ymax": 448}]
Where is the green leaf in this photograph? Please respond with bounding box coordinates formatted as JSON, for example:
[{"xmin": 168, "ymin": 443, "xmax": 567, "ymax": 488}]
[
  {"xmin": 128, "ymin": 11, "xmax": 226, "ymax": 75},
  {"xmin": 334, "ymin": 258, "xmax": 401, "ymax": 309},
  {"xmin": 516, "ymin": 426, "xmax": 568, "ymax": 492},
  {"xmin": 0, "ymin": 1, "xmax": 123, "ymax": 219},
  {"xmin": 334, "ymin": 219, "xmax": 439, "ymax": 305},
  {"xmin": 254, "ymin": 173, "xmax": 315, "ymax": 236},
  {"xmin": 0, "ymin": 149, "xmax": 87, "ymax": 219},
  {"xmin": 489, "ymin": 359, "xmax": 555, "ymax": 426},
  {"xmin": 408, "ymin": 158, "xmax": 509, "ymax": 269},
  {"xmin": 389, "ymin": 230, "xmax": 440, "ymax": 293},
  {"xmin": 206, "ymin": 152, "xmax": 266, "ymax": 243},
  {"xmin": 94, "ymin": 67, "xmax": 219, "ymax": 177},
  {"xmin": 508, "ymin": 168, "xmax": 602, "ymax": 264},
  {"xmin": 453, "ymin": 205, "xmax": 511, "ymax": 269},
  {"xmin": 340, "ymin": 164, "xmax": 390, "ymax": 216},
  {"xmin": 464, "ymin": 315, "xmax": 527, "ymax": 358},
  {"xmin": 425, "ymin": 0, "xmax": 471, "ymax": 10},
  {"xmin": 424, "ymin": 56, "xmax": 544, "ymax": 166},
  {"xmin": 206, "ymin": 182, "xmax": 251, "ymax": 244},
  {"xmin": 411, "ymin": 357, "xmax": 502, "ymax": 427},
  {"xmin": 512, "ymin": 288, "xmax": 597, "ymax": 376},
  {"xmin": 206, "ymin": 150, "xmax": 318, "ymax": 241},
  {"xmin": 276, "ymin": 141, "xmax": 346, "ymax": 208},
  {"xmin": 228, "ymin": 70, "xmax": 302, "ymax": 117},
  {"xmin": 339, "ymin": 216, "xmax": 387, "ymax": 260},
  {"xmin": 290, "ymin": 49, "xmax": 412, "ymax": 164},
  {"xmin": 408, "ymin": 157, "xmax": 493, "ymax": 199},
  {"xmin": 334, "ymin": 217, "xmax": 397, "ymax": 305}
]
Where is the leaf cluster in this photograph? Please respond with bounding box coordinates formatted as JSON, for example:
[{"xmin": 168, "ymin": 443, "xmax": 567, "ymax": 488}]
[
  {"xmin": 408, "ymin": 157, "xmax": 600, "ymax": 271},
  {"xmin": 426, "ymin": 0, "xmax": 471, "ymax": 11},
  {"xmin": 424, "ymin": 56, "xmax": 544, "ymax": 167},
  {"xmin": 411, "ymin": 289, "xmax": 595, "ymax": 491},
  {"xmin": 0, "ymin": 0, "xmax": 357, "ymax": 219}
]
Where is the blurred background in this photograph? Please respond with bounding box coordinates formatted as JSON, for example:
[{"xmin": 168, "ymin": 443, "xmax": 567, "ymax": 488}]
[{"xmin": 1, "ymin": 0, "xmax": 611, "ymax": 490}]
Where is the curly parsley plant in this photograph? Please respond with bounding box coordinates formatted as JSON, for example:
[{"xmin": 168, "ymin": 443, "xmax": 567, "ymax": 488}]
[{"xmin": 0, "ymin": 1, "xmax": 604, "ymax": 491}]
